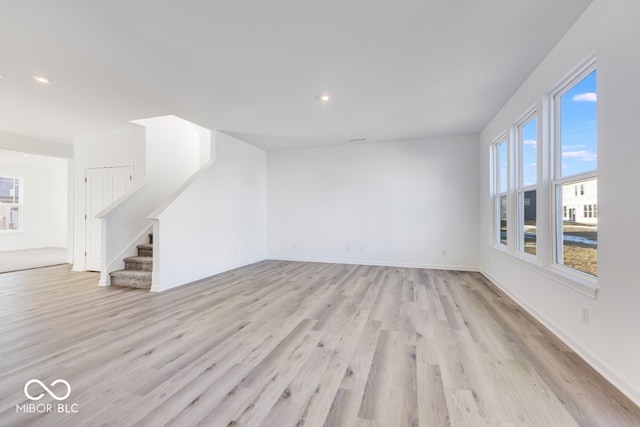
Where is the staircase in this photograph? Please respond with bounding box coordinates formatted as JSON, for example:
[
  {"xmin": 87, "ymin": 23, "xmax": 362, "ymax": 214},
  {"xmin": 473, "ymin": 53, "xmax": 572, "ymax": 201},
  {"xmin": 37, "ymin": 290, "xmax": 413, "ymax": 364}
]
[{"xmin": 110, "ymin": 233, "xmax": 153, "ymax": 290}]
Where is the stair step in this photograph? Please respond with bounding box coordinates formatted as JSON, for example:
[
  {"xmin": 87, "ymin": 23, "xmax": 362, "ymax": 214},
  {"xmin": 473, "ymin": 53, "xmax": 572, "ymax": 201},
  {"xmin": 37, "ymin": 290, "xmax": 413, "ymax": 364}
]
[
  {"xmin": 110, "ymin": 270, "xmax": 151, "ymax": 290},
  {"xmin": 137, "ymin": 244, "xmax": 153, "ymax": 257},
  {"xmin": 124, "ymin": 256, "xmax": 153, "ymax": 272}
]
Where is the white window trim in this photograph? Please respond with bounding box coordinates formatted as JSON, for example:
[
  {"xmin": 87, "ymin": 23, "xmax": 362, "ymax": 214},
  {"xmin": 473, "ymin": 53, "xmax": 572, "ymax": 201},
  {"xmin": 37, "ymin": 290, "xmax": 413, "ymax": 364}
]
[
  {"xmin": 492, "ymin": 247, "xmax": 598, "ymax": 298},
  {"xmin": 488, "ymin": 55, "xmax": 599, "ymax": 299},
  {"xmin": 492, "ymin": 134, "xmax": 509, "ymax": 249},
  {"xmin": 551, "ymin": 59, "xmax": 598, "ymax": 180},
  {"xmin": 549, "ymin": 57, "xmax": 598, "ymax": 286},
  {"xmin": 552, "ymin": 173, "xmax": 597, "ymax": 282},
  {"xmin": 515, "ymin": 108, "xmax": 538, "ymax": 257},
  {"xmin": 0, "ymin": 176, "xmax": 24, "ymax": 233}
]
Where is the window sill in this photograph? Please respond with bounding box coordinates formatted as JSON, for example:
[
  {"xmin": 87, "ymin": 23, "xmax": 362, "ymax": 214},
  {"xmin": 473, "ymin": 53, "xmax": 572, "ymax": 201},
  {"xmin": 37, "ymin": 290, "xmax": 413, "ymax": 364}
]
[{"xmin": 490, "ymin": 247, "xmax": 599, "ymax": 299}]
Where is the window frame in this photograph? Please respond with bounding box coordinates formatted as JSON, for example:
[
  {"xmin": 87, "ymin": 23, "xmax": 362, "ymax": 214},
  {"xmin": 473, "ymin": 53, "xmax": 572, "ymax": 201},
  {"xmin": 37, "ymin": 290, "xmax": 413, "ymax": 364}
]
[
  {"xmin": 550, "ymin": 59, "xmax": 598, "ymax": 281},
  {"xmin": 488, "ymin": 56, "xmax": 600, "ymax": 298},
  {"xmin": 515, "ymin": 108, "xmax": 538, "ymax": 257},
  {"xmin": 492, "ymin": 135, "xmax": 509, "ymax": 248},
  {"xmin": 0, "ymin": 175, "xmax": 24, "ymax": 233}
]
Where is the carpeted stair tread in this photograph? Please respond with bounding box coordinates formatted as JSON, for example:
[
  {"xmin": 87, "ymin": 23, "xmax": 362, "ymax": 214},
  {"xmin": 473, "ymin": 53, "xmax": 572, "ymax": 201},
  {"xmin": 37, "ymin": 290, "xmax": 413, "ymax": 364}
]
[
  {"xmin": 136, "ymin": 243, "xmax": 153, "ymax": 257},
  {"xmin": 111, "ymin": 270, "xmax": 151, "ymax": 289},
  {"xmin": 111, "ymin": 270, "xmax": 151, "ymax": 277},
  {"xmin": 109, "ymin": 232, "xmax": 154, "ymax": 290},
  {"xmin": 124, "ymin": 256, "xmax": 152, "ymax": 272},
  {"xmin": 124, "ymin": 256, "xmax": 153, "ymax": 263}
]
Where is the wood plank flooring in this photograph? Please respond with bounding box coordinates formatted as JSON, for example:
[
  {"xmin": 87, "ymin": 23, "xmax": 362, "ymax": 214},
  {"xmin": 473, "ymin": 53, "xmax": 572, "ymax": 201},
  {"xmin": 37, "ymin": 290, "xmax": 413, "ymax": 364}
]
[{"xmin": 0, "ymin": 261, "xmax": 638, "ymax": 426}]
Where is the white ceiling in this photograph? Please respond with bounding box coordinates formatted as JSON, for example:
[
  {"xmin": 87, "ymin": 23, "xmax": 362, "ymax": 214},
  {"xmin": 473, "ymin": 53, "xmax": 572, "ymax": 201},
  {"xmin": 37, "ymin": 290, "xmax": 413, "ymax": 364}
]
[
  {"xmin": 0, "ymin": 0, "xmax": 592, "ymax": 151},
  {"xmin": 0, "ymin": 149, "xmax": 67, "ymax": 169}
]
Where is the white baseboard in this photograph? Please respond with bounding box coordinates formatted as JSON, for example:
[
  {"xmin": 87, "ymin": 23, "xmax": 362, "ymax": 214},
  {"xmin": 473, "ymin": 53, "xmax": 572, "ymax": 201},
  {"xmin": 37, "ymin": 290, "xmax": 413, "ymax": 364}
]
[
  {"xmin": 481, "ymin": 269, "xmax": 640, "ymax": 408},
  {"xmin": 268, "ymin": 255, "xmax": 480, "ymax": 272}
]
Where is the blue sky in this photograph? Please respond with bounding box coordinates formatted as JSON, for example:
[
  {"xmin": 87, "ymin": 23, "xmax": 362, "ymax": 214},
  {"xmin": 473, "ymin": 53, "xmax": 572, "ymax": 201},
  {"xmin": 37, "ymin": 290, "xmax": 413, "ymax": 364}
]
[
  {"xmin": 519, "ymin": 70, "xmax": 597, "ymax": 183},
  {"xmin": 499, "ymin": 70, "xmax": 596, "ymax": 190},
  {"xmin": 499, "ymin": 142, "xmax": 507, "ymax": 192},
  {"xmin": 560, "ymin": 70, "xmax": 597, "ymax": 177},
  {"xmin": 522, "ymin": 118, "xmax": 537, "ymax": 186}
]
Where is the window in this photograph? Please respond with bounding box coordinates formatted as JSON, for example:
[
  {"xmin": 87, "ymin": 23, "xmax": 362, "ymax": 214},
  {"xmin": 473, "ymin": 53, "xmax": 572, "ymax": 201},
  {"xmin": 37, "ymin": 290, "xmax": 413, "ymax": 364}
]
[
  {"xmin": 517, "ymin": 112, "xmax": 538, "ymax": 255},
  {"xmin": 0, "ymin": 176, "xmax": 22, "ymax": 231},
  {"xmin": 494, "ymin": 139, "xmax": 508, "ymax": 246},
  {"xmin": 553, "ymin": 64, "xmax": 597, "ymax": 277},
  {"xmin": 584, "ymin": 204, "xmax": 598, "ymax": 219},
  {"xmin": 489, "ymin": 58, "xmax": 599, "ymax": 293}
]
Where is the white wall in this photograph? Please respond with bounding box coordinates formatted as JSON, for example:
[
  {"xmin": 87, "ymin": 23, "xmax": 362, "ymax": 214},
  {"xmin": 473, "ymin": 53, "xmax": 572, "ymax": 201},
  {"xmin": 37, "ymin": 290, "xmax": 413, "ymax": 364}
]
[
  {"xmin": 267, "ymin": 136, "xmax": 480, "ymax": 270},
  {"xmin": 0, "ymin": 130, "xmax": 73, "ymax": 158},
  {"xmin": 133, "ymin": 115, "xmax": 203, "ymax": 194},
  {"xmin": 73, "ymin": 126, "xmax": 146, "ymax": 270},
  {"xmin": 480, "ymin": 0, "xmax": 640, "ymax": 405},
  {"xmin": 153, "ymin": 132, "xmax": 266, "ymax": 291},
  {"xmin": 0, "ymin": 162, "xmax": 67, "ymax": 251},
  {"xmin": 95, "ymin": 115, "xmax": 207, "ymax": 284},
  {"xmin": 0, "ymin": 134, "xmax": 73, "ymax": 256},
  {"xmin": 49, "ymin": 166, "xmax": 68, "ymax": 247}
]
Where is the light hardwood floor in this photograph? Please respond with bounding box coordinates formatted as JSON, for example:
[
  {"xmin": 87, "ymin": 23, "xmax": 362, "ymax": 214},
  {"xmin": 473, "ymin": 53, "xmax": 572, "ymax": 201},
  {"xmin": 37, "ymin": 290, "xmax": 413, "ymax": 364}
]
[{"xmin": 0, "ymin": 261, "xmax": 638, "ymax": 426}]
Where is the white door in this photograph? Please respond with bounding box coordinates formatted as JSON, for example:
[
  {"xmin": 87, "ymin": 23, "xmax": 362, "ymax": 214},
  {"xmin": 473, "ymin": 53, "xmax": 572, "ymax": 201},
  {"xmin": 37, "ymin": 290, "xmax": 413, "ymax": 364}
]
[{"xmin": 85, "ymin": 166, "xmax": 133, "ymax": 271}]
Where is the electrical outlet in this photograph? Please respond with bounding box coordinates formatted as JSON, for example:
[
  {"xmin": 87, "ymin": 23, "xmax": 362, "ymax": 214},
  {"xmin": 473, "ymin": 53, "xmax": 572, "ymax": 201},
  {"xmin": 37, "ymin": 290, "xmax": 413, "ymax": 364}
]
[
  {"xmin": 582, "ymin": 307, "xmax": 589, "ymax": 324},
  {"xmin": 442, "ymin": 249, "xmax": 447, "ymax": 256}
]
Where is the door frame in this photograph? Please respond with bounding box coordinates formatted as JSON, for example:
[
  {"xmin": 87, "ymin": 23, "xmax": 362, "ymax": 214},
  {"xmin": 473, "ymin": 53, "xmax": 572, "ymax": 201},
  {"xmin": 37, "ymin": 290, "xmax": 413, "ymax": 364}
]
[{"xmin": 83, "ymin": 164, "xmax": 134, "ymax": 271}]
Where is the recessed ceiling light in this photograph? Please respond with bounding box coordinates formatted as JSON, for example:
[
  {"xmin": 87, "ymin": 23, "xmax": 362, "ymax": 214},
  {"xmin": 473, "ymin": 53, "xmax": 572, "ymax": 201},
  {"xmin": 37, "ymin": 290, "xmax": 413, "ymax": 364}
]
[
  {"xmin": 349, "ymin": 138, "xmax": 367, "ymax": 143},
  {"xmin": 23, "ymin": 154, "xmax": 30, "ymax": 158},
  {"xmin": 32, "ymin": 75, "xmax": 51, "ymax": 84},
  {"xmin": 317, "ymin": 93, "xmax": 331, "ymax": 102}
]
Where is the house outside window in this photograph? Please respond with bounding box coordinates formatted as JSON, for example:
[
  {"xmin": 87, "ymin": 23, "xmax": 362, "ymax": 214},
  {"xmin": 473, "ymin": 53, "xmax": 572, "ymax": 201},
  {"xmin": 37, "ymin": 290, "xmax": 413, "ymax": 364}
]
[
  {"xmin": 553, "ymin": 63, "xmax": 597, "ymax": 277},
  {"xmin": 494, "ymin": 139, "xmax": 508, "ymax": 246},
  {"xmin": 516, "ymin": 111, "xmax": 538, "ymax": 256},
  {"xmin": 0, "ymin": 176, "xmax": 22, "ymax": 231}
]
